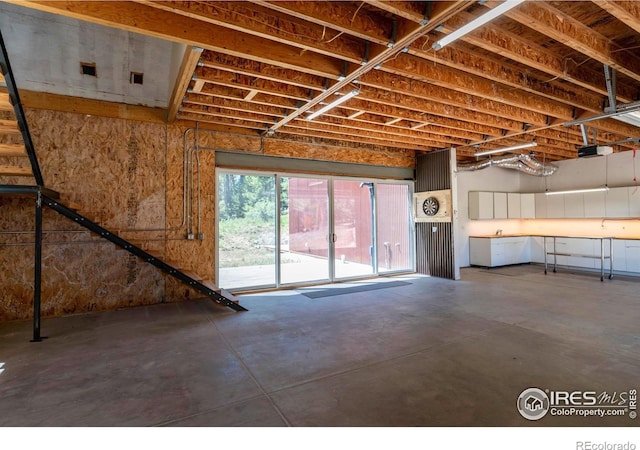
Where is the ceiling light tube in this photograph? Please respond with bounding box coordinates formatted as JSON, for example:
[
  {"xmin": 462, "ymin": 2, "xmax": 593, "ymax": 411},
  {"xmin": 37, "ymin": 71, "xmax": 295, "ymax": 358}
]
[
  {"xmin": 545, "ymin": 186, "xmax": 609, "ymax": 196},
  {"xmin": 307, "ymin": 90, "xmax": 359, "ymax": 121},
  {"xmin": 432, "ymin": 0, "xmax": 526, "ymax": 51},
  {"xmin": 475, "ymin": 141, "xmax": 537, "ymax": 157}
]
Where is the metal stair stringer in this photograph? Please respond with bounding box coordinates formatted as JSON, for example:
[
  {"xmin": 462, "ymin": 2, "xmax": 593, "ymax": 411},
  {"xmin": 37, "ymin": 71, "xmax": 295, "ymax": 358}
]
[
  {"xmin": 0, "ymin": 28, "xmax": 44, "ymax": 186},
  {"xmin": 41, "ymin": 194, "xmax": 247, "ymax": 312}
]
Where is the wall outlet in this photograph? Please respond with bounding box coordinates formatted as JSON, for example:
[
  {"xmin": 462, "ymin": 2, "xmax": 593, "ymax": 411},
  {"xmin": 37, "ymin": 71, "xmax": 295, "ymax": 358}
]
[
  {"xmin": 197, "ymin": 233, "xmax": 205, "ymax": 240},
  {"xmin": 187, "ymin": 233, "xmax": 195, "ymax": 240}
]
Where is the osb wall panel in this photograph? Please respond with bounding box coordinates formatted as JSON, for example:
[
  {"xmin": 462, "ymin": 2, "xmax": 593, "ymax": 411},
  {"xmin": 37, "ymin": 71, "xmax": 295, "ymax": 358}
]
[
  {"xmin": 190, "ymin": 129, "xmax": 415, "ymax": 168},
  {"xmin": 29, "ymin": 110, "xmax": 166, "ymax": 231},
  {"xmin": 0, "ymin": 110, "xmax": 172, "ymax": 321},
  {"xmin": 2, "ymin": 107, "xmax": 414, "ymax": 322},
  {"xmin": 164, "ymin": 126, "xmax": 216, "ymax": 302},
  {"xmin": 263, "ymin": 140, "xmax": 414, "ymax": 168}
]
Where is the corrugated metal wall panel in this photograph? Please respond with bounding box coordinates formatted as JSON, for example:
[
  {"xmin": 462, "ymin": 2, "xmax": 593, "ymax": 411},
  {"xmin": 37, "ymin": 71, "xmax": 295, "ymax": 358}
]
[
  {"xmin": 416, "ymin": 150, "xmax": 450, "ymax": 192},
  {"xmin": 415, "ymin": 150, "xmax": 455, "ymax": 279}
]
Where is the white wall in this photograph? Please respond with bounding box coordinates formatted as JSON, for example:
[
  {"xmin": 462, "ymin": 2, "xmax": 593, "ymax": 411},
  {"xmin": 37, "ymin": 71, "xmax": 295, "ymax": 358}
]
[
  {"xmin": 0, "ymin": 2, "xmax": 174, "ymax": 108},
  {"xmin": 456, "ymin": 151, "xmax": 640, "ymax": 268}
]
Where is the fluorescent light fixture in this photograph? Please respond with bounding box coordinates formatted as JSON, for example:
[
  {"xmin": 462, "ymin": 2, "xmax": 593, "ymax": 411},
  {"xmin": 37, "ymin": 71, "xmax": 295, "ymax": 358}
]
[
  {"xmin": 614, "ymin": 110, "xmax": 640, "ymax": 128},
  {"xmin": 475, "ymin": 141, "xmax": 537, "ymax": 157},
  {"xmin": 432, "ymin": 0, "xmax": 526, "ymax": 51},
  {"xmin": 307, "ymin": 90, "xmax": 359, "ymax": 121},
  {"xmin": 545, "ymin": 186, "xmax": 609, "ymax": 196}
]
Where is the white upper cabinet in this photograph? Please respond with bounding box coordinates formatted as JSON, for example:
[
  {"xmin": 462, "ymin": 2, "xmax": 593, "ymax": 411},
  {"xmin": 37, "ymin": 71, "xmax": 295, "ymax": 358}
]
[
  {"xmin": 520, "ymin": 193, "xmax": 535, "ymax": 218},
  {"xmin": 493, "ymin": 192, "xmax": 508, "ymax": 219},
  {"xmin": 468, "ymin": 191, "xmax": 494, "ymax": 219},
  {"xmin": 507, "ymin": 193, "xmax": 521, "ymax": 218}
]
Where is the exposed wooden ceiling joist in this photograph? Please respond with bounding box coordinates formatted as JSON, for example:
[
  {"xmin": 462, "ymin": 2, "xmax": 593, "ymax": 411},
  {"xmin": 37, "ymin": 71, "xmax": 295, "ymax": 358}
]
[
  {"xmin": 7, "ymin": 0, "xmax": 640, "ymax": 162},
  {"xmin": 506, "ymin": 1, "xmax": 640, "ymax": 84},
  {"xmin": 593, "ymin": 0, "xmax": 640, "ymax": 35}
]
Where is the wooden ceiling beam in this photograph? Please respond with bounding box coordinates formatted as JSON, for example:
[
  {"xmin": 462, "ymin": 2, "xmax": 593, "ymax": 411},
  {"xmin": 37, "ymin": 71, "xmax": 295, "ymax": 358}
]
[
  {"xmin": 263, "ymin": 138, "xmax": 416, "ymax": 168},
  {"xmin": 286, "ymin": 121, "xmax": 463, "ymax": 148},
  {"xmin": 183, "ymin": 97, "xmax": 288, "ymax": 119},
  {"xmin": 294, "ymin": 116, "xmax": 471, "ymax": 147},
  {"xmin": 251, "ymin": 0, "xmax": 396, "ymax": 46},
  {"xmin": 184, "ymin": 100, "xmax": 470, "ymax": 147},
  {"xmin": 8, "ymin": 1, "xmax": 343, "ymax": 79},
  {"xmin": 262, "ymin": 1, "xmax": 471, "ymax": 132},
  {"xmin": 351, "ymin": 93, "xmax": 522, "ymax": 132},
  {"xmin": 506, "ymin": 1, "xmax": 640, "ymax": 83},
  {"xmin": 136, "ymin": 0, "xmax": 371, "ymax": 64},
  {"xmin": 197, "ymin": 84, "xmax": 507, "ymax": 139},
  {"xmin": 199, "ymin": 51, "xmax": 555, "ymax": 130},
  {"xmin": 363, "ymin": 1, "xmax": 427, "ymax": 23},
  {"xmin": 358, "ymin": 77, "xmax": 546, "ymax": 129},
  {"xmin": 167, "ymin": 46, "xmax": 203, "ymax": 122},
  {"xmin": 438, "ymin": 10, "xmax": 636, "ymax": 103},
  {"xmin": 593, "ymin": 1, "xmax": 640, "ymax": 34},
  {"xmin": 407, "ymin": 41, "xmax": 604, "ymax": 112},
  {"xmin": 186, "ymin": 91, "xmax": 299, "ymax": 111},
  {"xmin": 177, "ymin": 112, "xmax": 271, "ymax": 131},
  {"xmin": 181, "ymin": 104, "xmax": 279, "ymax": 124},
  {"xmin": 195, "ymin": 67, "xmax": 312, "ymax": 101},
  {"xmin": 190, "ymin": 83, "xmax": 258, "ymax": 103},
  {"xmin": 381, "ymin": 54, "xmax": 575, "ymax": 120},
  {"xmin": 191, "ymin": 75, "xmax": 507, "ymax": 137},
  {"xmin": 275, "ymin": 126, "xmax": 433, "ymax": 151},
  {"xmin": 397, "ymin": 113, "xmax": 502, "ymax": 137},
  {"xmin": 348, "ymin": 112, "xmax": 489, "ymax": 141},
  {"xmin": 199, "ymin": 52, "xmax": 326, "ymax": 92}
]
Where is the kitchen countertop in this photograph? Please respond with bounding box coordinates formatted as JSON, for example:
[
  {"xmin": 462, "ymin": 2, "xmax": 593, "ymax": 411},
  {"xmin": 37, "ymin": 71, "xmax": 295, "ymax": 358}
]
[{"xmin": 470, "ymin": 234, "xmax": 619, "ymax": 239}]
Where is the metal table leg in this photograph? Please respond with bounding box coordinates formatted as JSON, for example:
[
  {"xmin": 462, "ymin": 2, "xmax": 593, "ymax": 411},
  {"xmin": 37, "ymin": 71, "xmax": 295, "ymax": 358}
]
[
  {"xmin": 544, "ymin": 236, "xmax": 548, "ymax": 274},
  {"xmin": 609, "ymin": 238, "xmax": 614, "ymax": 280},
  {"xmin": 600, "ymin": 238, "xmax": 604, "ymax": 282}
]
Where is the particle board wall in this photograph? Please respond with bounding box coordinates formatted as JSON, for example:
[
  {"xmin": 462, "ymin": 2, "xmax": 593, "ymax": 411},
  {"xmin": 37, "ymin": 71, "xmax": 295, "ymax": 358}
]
[
  {"xmin": 0, "ymin": 110, "xmax": 171, "ymax": 321},
  {"xmin": 1, "ymin": 106, "xmax": 415, "ymax": 322}
]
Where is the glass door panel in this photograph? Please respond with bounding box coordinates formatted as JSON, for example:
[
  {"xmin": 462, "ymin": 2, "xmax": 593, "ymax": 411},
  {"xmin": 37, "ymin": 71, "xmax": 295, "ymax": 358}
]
[
  {"xmin": 280, "ymin": 177, "xmax": 330, "ymax": 284},
  {"xmin": 376, "ymin": 184, "xmax": 413, "ymax": 273},
  {"xmin": 333, "ymin": 180, "xmax": 375, "ymax": 279},
  {"xmin": 218, "ymin": 173, "xmax": 276, "ymax": 289}
]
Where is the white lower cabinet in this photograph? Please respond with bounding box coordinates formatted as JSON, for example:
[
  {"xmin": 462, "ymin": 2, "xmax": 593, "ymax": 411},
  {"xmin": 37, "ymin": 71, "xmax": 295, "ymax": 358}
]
[
  {"xmin": 624, "ymin": 240, "xmax": 640, "ymax": 273},
  {"xmin": 470, "ymin": 236, "xmax": 640, "ymax": 274},
  {"xmin": 469, "ymin": 237, "xmax": 531, "ymax": 267}
]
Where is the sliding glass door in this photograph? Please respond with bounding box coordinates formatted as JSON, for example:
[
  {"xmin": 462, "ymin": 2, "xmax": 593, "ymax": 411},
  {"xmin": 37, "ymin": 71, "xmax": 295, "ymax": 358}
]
[
  {"xmin": 333, "ymin": 179, "xmax": 375, "ymax": 279},
  {"xmin": 280, "ymin": 177, "xmax": 330, "ymax": 285},
  {"xmin": 376, "ymin": 183, "xmax": 413, "ymax": 273},
  {"xmin": 217, "ymin": 170, "xmax": 413, "ymax": 290},
  {"xmin": 218, "ymin": 173, "xmax": 276, "ymax": 289}
]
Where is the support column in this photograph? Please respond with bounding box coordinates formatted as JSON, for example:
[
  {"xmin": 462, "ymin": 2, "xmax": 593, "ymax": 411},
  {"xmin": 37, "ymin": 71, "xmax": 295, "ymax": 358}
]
[{"xmin": 31, "ymin": 190, "xmax": 45, "ymax": 342}]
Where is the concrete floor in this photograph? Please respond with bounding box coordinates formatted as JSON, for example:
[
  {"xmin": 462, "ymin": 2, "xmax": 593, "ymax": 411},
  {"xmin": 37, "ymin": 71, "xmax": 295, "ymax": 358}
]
[{"xmin": 0, "ymin": 265, "xmax": 638, "ymax": 427}]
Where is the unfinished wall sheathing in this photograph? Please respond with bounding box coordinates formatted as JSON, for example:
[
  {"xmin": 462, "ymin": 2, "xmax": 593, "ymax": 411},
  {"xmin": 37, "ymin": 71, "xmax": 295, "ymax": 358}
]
[
  {"xmin": 0, "ymin": 109, "xmax": 168, "ymax": 320},
  {"xmin": 1, "ymin": 106, "xmax": 415, "ymax": 321}
]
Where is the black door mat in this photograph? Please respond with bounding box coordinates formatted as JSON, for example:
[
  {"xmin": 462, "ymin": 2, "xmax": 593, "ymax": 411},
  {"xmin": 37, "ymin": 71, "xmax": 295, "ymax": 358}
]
[{"xmin": 299, "ymin": 280, "xmax": 412, "ymax": 299}]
